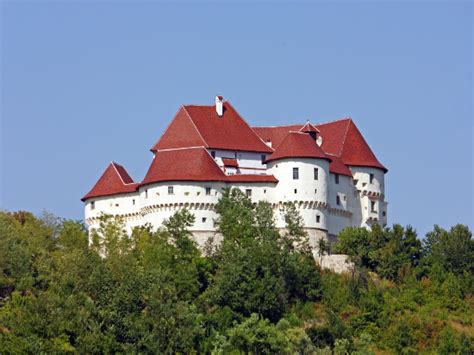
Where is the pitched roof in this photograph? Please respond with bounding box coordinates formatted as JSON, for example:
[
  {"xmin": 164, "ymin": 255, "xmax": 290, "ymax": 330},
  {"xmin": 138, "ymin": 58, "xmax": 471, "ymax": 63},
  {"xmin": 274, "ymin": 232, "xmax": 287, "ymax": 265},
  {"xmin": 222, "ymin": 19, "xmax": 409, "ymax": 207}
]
[
  {"xmin": 151, "ymin": 102, "xmax": 273, "ymax": 153},
  {"xmin": 299, "ymin": 122, "xmax": 320, "ymax": 133},
  {"xmin": 266, "ymin": 132, "xmax": 331, "ymax": 163},
  {"xmin": 81, "ymin": 162, "xmax": 138, "ymax": 201},
  {"xmin": 222, "ymin": 158, "xmax": 239, "ymax": 167},
  {"xmin": 327, "ymin": 154, "xmax": 353, "ymax": 177},
  {"xmin": 142, "ymin": 147, "xmax": 278, "ymax": 186},
  {"xmin": 253, "ymin": 118, "xmax": 387, "ymax": 172},
  {"xmin": 317, "ymin": 118, "xmax": 387, "ymax": 172}
]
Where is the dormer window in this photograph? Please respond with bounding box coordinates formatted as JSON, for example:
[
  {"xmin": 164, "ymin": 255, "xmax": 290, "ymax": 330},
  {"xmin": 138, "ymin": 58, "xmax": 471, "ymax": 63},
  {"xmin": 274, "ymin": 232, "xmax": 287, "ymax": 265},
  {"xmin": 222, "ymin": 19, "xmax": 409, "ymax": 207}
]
[
  {"xmin": 211, "ymin": 151, "xmax": 216, "ymax": 159},
  {"xmin": 261, "ymin": 155, "xmax": 266, "ymax": 164}
]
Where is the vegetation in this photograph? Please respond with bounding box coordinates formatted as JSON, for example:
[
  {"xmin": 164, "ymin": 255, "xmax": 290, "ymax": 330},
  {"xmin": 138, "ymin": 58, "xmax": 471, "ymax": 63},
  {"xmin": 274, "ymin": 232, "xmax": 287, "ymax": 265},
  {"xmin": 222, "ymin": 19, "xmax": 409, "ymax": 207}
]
[{"xmin": 0, "ymin": 189, "xmax": 472, "ymax": 353}]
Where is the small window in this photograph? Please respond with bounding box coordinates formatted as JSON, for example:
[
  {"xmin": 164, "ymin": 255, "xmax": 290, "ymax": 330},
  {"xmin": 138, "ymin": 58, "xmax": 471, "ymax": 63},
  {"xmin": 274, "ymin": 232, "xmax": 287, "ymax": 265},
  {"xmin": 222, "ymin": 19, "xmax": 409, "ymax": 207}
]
[
  {"xmin": 343, "ymin": 195, "xmax": 347, "ymax": 201},
  {"xmin": 335, "ymin": 174, "xmax": 340, "ymax": 184},
  {"xmin": 205, "ymin": 187, "xmax": 211, "ymax": 195},
  {"xmin": 168, "ymin": 186, "xmax": 174, "ymax": 195},
  {"xmin": 371, "ymin": 201, "xmax": 376, "ymax": 212},
  {"xmin": 202, "ymin": 217, "xmax": 207, "ymax": 223},
  {"xmin": 263, "ymin": 189, "xmax": 267, "ymax": 194},
  {"xmin": 293, "ymin": 167, "xmax": 299, "ymax": 180},
  {"xmin": 145, "ymin": 189, "xmax": 148, "ymax": 199},
  {"xmin": 211, "ymin": 151, "xmax": 216, "ymax": 158},
  {"xmin": 382, "ymin": 211, "xmax": 386, "ymax": 217},
  {"xmin": 90, "ymin": 201, "xmax": 95, "ymax": 210},
  {"xmin": 336, "ymin": 196, "xmax": 341, "ymax": 205},
  {"xmin": 245, "ymin": 189, "xmax": 252, "ymax": 197},
  {"xmin": 353, "ymin": 179, "xmax": 358, "ymax": 185},
  {"xmin": 315, "ymin": 189, "xmax": 317, "ymax": 194},
  {"xmin": 370, "ymin": 173, "xmax": 374, "ymax": 184},
  {"xmin": 294, "ymin": 189, "xmax": 297, "ymax": 194},
  {"xmin": 314, "ymin": 168, "xmax": 319, "ymax": 180},
  {"xmin": 316, "ymin": 215, "xmax": 321, "ymax": 223},
  {"xmin": 132, "ymin": 199, "xmax": 135, "ymax": 205},
  {"xmin": 115, "ymin": 203, "xmax": 119, "ymax": 207},
  {"xmin": 261, "ymin": 155, "xmax": 266, "ymax": 164}
]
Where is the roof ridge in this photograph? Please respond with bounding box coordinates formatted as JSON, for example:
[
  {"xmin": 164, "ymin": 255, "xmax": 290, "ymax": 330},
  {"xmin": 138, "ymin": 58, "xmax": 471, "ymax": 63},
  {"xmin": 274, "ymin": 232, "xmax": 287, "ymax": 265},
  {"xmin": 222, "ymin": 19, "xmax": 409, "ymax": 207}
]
[
  {"xmin": 156, "ymin": 146, "xmax": 207, "ymax": 152},
  {"xmin": 111, "ymin": 162, "xmax": 135, "ymax": 185},
  {"xmin": 316, "ymin": 116, "xmax": 352, "ymax": 126},
  {"xmin": 182, "ymin": 106, "xmax": 209, "ymax": 148},
  {"xmin": 253, "ymin": 123, "xmax": 304, "ymax": 128},
  {"xmin": 339, "ymin": 119, "xmax": 352, "ymax": 156}
]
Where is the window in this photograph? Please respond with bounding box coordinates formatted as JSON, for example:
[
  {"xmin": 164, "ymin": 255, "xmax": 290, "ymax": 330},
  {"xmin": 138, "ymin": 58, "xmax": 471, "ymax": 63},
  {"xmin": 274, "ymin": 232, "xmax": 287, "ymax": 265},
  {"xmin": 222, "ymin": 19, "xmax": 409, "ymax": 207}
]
[
  {"xmin": 168, "ymin": 186, "xmax": 174, "ymax": 195},
  {"xmin": 245, "ymin": 189, "xmax": 252, "ymax": 197},
  {"xmin": 211, "ymin": 151, "xmax": 216, "ymax": 158},
  {"xmin": 371, "ymin": 201, "xmax": 376, "ymax": 212},
  {"xmin": 261, "ymin": 155, "xmax": 266, "ymax": 164},
  {"xmin": 315, "ymin": 189, "xmax": 317, "ymax": 194},
  {"xmin": 145, "ymin": 189, "xmax": 148, "ymax": 199},
  {"xmin": 335, "ymin": 174, "xmax": 340, "ymax": 184},
  {"xmin": 316, "ymin": 215, "xmax": 321, "ymax": 223},
  {"xmin": 91, "ymin": 201, "xmax": 95, "ymax": 210},
  {"xmin": 264, "ymin": 189, "xmax": 267, "ymax": 194},
  {"xmin": 336, "ymin": 195, "xmax": 341, "ymax": 205},
  {"xmin": 202, "ymin": 217, "xmax": 207, "ymax": 223},
  {"xmin": 382, "ymin": 211, "xmax": 386, "ymax": 217},
  {"xmin": 314, "ymin": 168, "xmax": 319, "ymax": 180},
  {"xmin": 343, "ymin": 195, "xmax": 347, "ymax": 201},
  {"xmin": 370, "ymin": 173, "xmax": 374, "ymax": 184},
  {"xmin": 132, "ymin": 199, "xmax": 135, "ymax": 205},
  {"xmin": 294, "ymin": 189, "xmax": 297, "ymax": 194},
  {"xmin": 205, "ymin": 187, "xmax": 211, "ymax": 195},
  {"xmin": 293, "ymin": 167, "xmax": 299, "ymax": 180},
  {"xmin": 115, "ymin": 203, "xmax": 119, "ymax": 207}
]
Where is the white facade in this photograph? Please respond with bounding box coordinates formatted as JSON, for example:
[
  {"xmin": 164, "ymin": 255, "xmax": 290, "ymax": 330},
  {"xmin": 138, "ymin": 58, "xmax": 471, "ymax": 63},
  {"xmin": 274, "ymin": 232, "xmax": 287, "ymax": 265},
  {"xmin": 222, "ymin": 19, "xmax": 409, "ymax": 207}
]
[{"xmin": 84, "ymin": 151, "xmax": 388, "ymax": 248}]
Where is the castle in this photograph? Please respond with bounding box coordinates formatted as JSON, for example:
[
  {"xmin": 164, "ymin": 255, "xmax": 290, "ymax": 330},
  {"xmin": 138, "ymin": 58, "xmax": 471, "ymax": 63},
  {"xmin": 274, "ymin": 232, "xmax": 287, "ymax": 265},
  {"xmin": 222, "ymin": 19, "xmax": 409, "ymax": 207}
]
[{"xmin": 83, "ymin": 96, "xmax": 387, "ymax": 252}]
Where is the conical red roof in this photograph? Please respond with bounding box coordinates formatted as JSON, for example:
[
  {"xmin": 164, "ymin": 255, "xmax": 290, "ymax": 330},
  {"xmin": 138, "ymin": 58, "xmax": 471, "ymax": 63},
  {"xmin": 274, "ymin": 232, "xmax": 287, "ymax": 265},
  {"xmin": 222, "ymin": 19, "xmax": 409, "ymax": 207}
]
[
  {"xmin": 81, "ymin": 162, "xmax": 138, "ymax": 201},
  {"xmin": 265, "ymin": 132, "xmax": 331, "ymax": 163}
]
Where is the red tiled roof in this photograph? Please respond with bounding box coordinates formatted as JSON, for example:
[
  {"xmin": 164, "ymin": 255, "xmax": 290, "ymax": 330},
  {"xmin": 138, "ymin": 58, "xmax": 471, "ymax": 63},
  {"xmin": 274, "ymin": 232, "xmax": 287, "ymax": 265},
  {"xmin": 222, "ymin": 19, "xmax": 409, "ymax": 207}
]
[
  {"xmin": 253, "ymin": 125, "xmax": 302, "ymax": 149},
  {"xmin": 81, "ymin": 162, "xmax": 138, "ymax": 201},
  {"xmin": 225, "ymin": 174, "xmax": 278, "ymax": 183},
  {"xmin": 151, "ymin": 102, "xmax": 273, "ymax": 153},
  {"xmin": 317, "ymin": 118, "xmax": 387, "ymax": 172},
  {"xmin": 222, "ymin": 158, "xmax": 239, "ymax": 167},
  {"xmin": 266, "ymin": 132, "xmax": 331, "ymax": 163},
  {"xmin": 142, "ymin": 147, "xmax": 278, "ymax": 186},
  {"xmin": 253, "ymin": 118, "xmax": 387, "ymax": 172},
  {"xmin": 300, "ymin": 122, "xmax": 320, "ymax": 133},
  {"xmin": 327, "ymin": 154, "xmax": 353, "ymax": 177}
]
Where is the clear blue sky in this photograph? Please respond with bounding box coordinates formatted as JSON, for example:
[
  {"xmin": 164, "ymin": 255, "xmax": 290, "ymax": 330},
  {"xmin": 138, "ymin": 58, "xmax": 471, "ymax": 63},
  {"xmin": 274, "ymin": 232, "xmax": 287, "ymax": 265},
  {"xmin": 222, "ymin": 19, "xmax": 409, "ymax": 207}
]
[{"xmin": 1, "ymin": 1, "xmax": 472, "ymax": 236}]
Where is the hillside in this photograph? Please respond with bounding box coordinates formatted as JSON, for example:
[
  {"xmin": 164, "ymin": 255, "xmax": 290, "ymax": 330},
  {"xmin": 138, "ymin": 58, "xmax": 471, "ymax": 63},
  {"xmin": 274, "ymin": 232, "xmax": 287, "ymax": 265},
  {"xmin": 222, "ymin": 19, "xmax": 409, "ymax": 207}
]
[{"xmin": 0, "ymin": 189, "xmax": 472, "ymax": 353}]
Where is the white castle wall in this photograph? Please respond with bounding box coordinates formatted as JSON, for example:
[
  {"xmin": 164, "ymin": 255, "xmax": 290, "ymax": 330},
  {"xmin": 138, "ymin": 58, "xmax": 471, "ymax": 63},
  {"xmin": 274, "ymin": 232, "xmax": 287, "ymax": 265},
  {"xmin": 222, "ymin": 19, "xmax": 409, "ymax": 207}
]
[
  {"xmin": 266, "ymin": 157, "xmax": 330, "ymax": 231},
  {"xmin": 327, "ymin": 174, "xmax": 353, "ymax": 236}
]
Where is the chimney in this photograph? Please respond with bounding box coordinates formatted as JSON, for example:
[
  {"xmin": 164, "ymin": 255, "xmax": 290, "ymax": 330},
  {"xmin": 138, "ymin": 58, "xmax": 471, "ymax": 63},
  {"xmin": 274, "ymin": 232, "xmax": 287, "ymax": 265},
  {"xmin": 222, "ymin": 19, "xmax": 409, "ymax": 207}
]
[{"xmin": 215, "ymin": 95, "xmax": 223, "ymax": 116}]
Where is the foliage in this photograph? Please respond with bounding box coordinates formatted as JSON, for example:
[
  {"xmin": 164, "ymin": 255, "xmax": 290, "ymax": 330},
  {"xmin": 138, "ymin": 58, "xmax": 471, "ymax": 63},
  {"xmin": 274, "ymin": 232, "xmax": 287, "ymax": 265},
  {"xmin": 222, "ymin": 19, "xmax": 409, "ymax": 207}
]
[{"xmin": 0, "ymin": 199, "xmax": 472, "ymax": 353}]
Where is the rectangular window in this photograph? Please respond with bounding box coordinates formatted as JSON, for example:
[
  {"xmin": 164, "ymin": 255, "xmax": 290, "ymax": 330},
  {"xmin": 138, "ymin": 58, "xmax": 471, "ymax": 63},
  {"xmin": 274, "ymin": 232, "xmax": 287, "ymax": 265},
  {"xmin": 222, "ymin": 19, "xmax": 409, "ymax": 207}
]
[
  {"xmin": 202, "ymin": 217, "xmax": 207, "ymax": 223},
  {"xmin": 132, "ymin": 199, "xmax": 135, "ymax": 205},
  {"xmin": 371, "ymin": 201, "xmax": 376, "ymax": 212},
  {"xmin": 335, "ymin": 174, "xmax": 340, "ymax": 184},
  {"xmin": 315, "ymin": 189, "xmax": 317, "ymax": 194},
  {"xmin": 293, "ymin": 167, "xmax": 299, "ymax": 180},
  {"xmin": 294, "ymin": 189, "xmax": 297, "ymax": 194},
  {"xmin": 145, "ymin": 189, "xmax": 148, "ymax": 199},
  {"xmin": 211, "ymin": 151, "xmax": 216, "ymax": 158},
  {"xmin": 382, "ymin": 211, "xmax": 386, "ymax": 217},
  {"xmin": 314, "ymin": 168, "xmax": 319, "ymax": 180},
  {"xmin": 336, "ymin": 195, "xmax": 341, "ymax": 205},
  {"xmin": 245, "ymin": 189, "xmax": 252, "ymax": 197},
  {"xmin": 316, "ymin": 215, "xmax": 321, "ymax": 223},
  {"xmin": 168, "ymin": 186, "xmax": 174, "ymax": 195},
  {"xmin": 91, "ymin": 201, "xmax": 95, "ymax": 210},
  {"xmin": 370, "ymin": 173, "xmax": 374, "ymax": 184},
  {"xmin": 261, "ymin": 155, "xmax": 266, "ymax": 164},
  {"xmin": 205, "ymin": 187, "xmax": 211, "ymax": 195}
]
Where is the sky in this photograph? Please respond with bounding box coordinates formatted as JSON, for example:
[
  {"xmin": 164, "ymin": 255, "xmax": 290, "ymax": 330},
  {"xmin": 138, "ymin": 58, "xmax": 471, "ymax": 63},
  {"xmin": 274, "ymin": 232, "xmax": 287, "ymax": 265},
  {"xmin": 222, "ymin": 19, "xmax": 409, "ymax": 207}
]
[{"xmin": 1, "ymin": 1, "xmax": 472, "ymax": 236}]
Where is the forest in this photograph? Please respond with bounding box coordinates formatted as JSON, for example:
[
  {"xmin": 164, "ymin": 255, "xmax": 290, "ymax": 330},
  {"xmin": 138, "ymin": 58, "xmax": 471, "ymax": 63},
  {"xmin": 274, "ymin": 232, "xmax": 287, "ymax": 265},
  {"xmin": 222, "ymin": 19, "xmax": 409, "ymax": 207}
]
[{"xmin": 0, "ymin": 188, "xmax": 472, "ymax": 354}]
